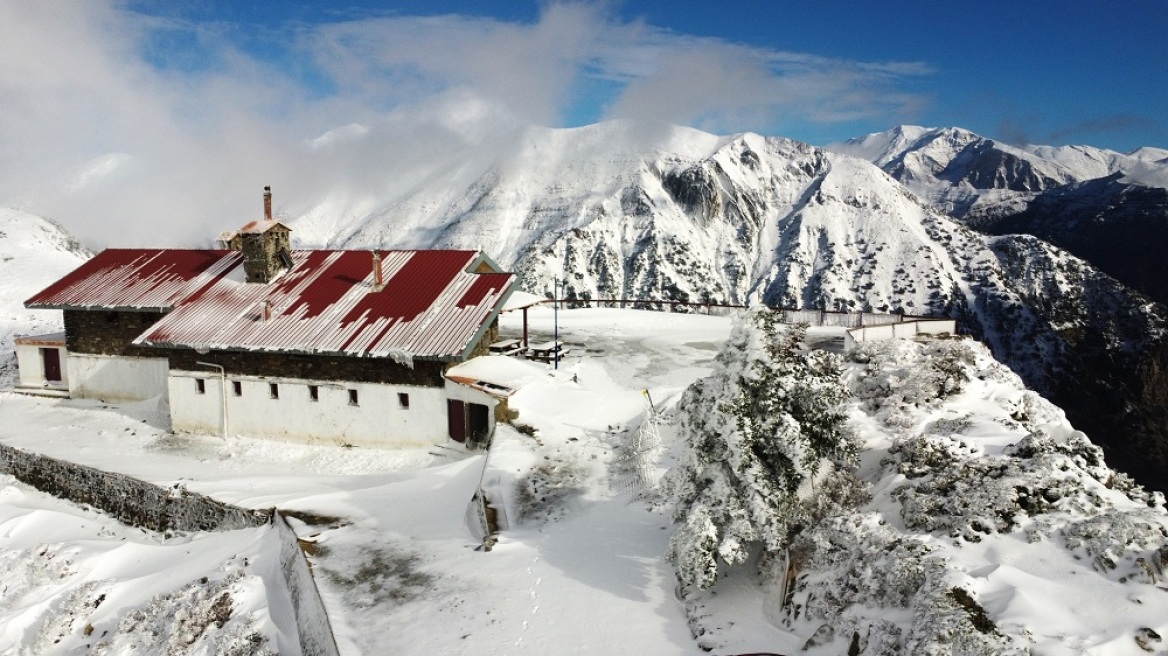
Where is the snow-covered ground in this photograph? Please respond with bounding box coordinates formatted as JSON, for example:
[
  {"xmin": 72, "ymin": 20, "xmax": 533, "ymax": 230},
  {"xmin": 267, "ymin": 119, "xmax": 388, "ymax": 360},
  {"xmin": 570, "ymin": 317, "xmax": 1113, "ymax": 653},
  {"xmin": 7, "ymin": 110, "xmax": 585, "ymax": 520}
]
[
  {"xmin": 3, "ymin": 305, "xmax": 1168, "ymax": 655},
  {"xmin": 0, "ymin": 306, "xmax": 731, "ymax": 655}
]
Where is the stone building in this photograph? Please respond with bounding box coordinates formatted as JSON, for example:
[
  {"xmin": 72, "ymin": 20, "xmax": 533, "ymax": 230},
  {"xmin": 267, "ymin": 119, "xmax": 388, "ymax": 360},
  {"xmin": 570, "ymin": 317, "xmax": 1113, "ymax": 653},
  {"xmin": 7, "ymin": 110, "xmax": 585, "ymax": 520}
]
[{"xmin": 19, "ymin": 191, "xmax": 518, "ymax": 449}]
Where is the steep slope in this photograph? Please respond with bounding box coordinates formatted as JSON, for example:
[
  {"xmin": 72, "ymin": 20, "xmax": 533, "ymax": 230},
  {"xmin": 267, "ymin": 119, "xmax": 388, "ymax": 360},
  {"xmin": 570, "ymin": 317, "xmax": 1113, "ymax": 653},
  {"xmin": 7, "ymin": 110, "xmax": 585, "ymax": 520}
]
[
  {"xmin": 832, "ymin": 125, "xmax": 1168, "ymax": 309},
  {"xmin": 0, "ymin": 209, "xmax": 90, "ymax": 386},
  {"xmin": 287, "ymin": 122, "xmax": 1168, "ymax": 490},
  {"xmin": 970, "ymin": 175, "xmax": 1168, "ymax": 305},
  {"xmin": 674, "ymin": 323, "xmax": 1168, "ymax": 654}
]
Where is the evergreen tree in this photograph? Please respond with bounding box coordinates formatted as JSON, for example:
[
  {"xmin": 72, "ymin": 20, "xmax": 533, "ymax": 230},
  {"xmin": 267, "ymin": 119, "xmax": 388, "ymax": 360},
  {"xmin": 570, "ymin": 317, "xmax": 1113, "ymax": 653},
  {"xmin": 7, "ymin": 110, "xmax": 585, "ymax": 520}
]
[{"xmin": 664, "ymin": 308, "xmax": 856, "ymax": 589}]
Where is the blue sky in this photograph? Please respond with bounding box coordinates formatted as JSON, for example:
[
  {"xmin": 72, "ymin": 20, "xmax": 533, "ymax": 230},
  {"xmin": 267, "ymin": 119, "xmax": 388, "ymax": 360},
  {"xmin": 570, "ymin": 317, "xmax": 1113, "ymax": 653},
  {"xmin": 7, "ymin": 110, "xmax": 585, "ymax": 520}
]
[
  {"xmin": 125, "ymin": 0, "xmax": 1167, "ymax": 151},
  {"xmin": 1, "ymin": 1, "xmax": 1165, "ymax": 246}
]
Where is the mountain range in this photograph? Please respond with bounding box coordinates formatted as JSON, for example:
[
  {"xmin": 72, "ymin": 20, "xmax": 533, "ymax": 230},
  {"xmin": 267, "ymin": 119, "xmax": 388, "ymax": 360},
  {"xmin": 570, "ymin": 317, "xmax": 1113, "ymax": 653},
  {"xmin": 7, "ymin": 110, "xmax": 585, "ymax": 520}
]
[
  {"xmin": 284, "ymin": 121, "xmax": 1168, "ymax": 490},
  {"xmin": 4, "ymin": 121, "xmax": 1167, "ymax": 492}
]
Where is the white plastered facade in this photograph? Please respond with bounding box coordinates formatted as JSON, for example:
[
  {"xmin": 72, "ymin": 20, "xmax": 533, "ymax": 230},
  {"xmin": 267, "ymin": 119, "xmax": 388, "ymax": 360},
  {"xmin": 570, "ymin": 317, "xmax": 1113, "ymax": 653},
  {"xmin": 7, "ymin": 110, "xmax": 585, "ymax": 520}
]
[
  {"xmin": 168, "ymin": 370, "xmax": 498, "ymax": 448},
  {"xmin": 14, "ymin": 339, "xmax": 68, "ymax": 391},
  {"xmin": 66, "ymin": 353, "xmax": 170, "ymax": 402}
]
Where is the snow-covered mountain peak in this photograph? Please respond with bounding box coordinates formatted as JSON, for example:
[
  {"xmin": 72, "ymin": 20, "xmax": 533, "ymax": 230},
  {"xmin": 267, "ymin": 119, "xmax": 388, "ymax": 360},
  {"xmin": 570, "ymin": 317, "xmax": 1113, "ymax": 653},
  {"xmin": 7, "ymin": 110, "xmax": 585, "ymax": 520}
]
[
  {"xmin": 1131, "ymin": 145, "xmax": 1168, "ymax": 163},
  {"xmin": 834, "ymin": 125, "xmax": 968, "ymax": 161},
  {"xmin": 838, "ymin": 125, "xmax": 1168, "ymax": 198}
]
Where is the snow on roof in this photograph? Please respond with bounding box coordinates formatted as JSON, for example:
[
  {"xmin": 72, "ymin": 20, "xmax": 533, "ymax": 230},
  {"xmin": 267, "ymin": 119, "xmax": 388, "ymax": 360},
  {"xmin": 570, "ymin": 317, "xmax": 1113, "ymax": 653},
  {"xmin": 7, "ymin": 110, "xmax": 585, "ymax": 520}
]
[
  {"xmin": 27, "ymin": 248, "xmax": 517, "ymax": 361},
  {"xmin": 501, "ymin": 290, "xmax": 547, "ymax": 312},
  {"xmin": 25, "ymin": 249, "xmax": 242, "ymax": 311},
  {"xmin": 14, "ymin": 332, "xmax": 66, "ymax": 346},
  {"xmin": 137, "ymin": 249, "xmax": 516, "ymax": 361},
  {"xmin": 237, "ymin": 219, "xmax": 290, "ymax": 234},
  {"xmin": 446, "ymin": 355, "xmax": 546, "ymax": 393}
]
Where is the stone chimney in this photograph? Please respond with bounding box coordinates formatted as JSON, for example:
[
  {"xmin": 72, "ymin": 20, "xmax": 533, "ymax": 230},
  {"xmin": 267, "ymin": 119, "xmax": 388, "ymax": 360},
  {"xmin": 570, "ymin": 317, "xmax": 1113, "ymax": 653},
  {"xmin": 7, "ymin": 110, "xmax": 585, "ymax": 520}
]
[{"xmin": 241, "ymin": 186, "xmax": 292, "ymax": 284}]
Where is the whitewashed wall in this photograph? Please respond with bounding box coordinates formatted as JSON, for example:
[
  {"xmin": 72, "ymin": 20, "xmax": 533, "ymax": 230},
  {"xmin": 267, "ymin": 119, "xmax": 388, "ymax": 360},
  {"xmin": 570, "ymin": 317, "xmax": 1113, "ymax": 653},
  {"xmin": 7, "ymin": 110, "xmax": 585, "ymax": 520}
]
[
  {"xmin": 14, "ymin": 343, "xmax": 68, "ymax": 389},
  {"xmin": 67, "ymin": 354, "xmax": 169, "ymax": 401},
  {"xmin": 847, "ymin": 319, "xmax": 957, "ymax": 344},
  {"xmin": 169, "ymin": 370, "xmax": 490, "ymax": 448}
]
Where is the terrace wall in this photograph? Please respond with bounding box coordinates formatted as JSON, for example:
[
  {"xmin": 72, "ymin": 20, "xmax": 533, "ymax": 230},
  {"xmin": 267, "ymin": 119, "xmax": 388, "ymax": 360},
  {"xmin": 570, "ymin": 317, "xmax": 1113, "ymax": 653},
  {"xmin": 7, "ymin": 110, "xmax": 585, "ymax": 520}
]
[{"xmin": 0, "ymin": 443, "xmax": 340, "ymax": 655}]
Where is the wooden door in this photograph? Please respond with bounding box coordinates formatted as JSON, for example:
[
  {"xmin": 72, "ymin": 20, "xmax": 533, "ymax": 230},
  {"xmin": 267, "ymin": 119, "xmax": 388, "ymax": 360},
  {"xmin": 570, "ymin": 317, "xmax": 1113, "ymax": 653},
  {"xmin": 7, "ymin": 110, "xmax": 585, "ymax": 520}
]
[
  {"xmin": 468, "ymin": 403, "xmax": 490, "ymax": 444},
  {"xmin": 447, "ymin": 399, "xmax": 467, "ymax": 442},
  {"xmin": 41, "ymin": 348, "xmax": 61, "ymax": 383}
]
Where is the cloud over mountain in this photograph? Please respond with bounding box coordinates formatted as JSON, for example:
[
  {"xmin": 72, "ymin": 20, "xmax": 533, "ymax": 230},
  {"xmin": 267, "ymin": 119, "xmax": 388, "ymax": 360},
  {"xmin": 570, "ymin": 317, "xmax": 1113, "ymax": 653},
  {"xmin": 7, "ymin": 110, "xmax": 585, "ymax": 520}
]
[{"xmin": 0, "ymin": 1, "xmax": 931, "ymax": 248}]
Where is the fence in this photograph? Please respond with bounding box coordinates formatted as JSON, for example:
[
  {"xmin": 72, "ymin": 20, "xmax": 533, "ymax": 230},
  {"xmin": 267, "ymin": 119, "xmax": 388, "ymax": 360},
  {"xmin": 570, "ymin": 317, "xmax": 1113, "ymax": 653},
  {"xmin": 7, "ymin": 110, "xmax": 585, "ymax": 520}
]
[
  {"xmin": 0, "ymin": 443, "xmax": 339, "ymax": 656},
  {"xmin": 846, "ymin": 319, "xmax": 958, "ymax": 344},
  {"xmin": 542, "ymin": 297, "xmax": 949, "ymax": 327}
]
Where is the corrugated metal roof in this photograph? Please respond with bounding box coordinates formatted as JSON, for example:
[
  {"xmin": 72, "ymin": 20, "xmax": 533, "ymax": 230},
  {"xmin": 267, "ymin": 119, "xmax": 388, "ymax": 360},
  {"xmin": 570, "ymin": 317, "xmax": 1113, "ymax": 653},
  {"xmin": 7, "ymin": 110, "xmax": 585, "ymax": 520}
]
[
  {"xmin": 27, "ymin": 248, "xmax": 517, "ymax": 362},
  {"xmin": 25, "ymin": 249, "xmax": 242, "ymax": 310},
  {"xmin": 14, "ymin": 332, "xmax": 67, "ymax": 346}
]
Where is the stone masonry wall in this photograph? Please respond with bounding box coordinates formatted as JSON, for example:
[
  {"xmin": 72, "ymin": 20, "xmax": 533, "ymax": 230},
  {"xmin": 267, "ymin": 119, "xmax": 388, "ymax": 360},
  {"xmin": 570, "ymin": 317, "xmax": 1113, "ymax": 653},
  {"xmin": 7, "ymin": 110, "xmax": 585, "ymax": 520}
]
[
  {"xmin": 0, "ymin": 443, "xmax": 341, "ymax": 653},
  {"xmin": 0, "ymin": 442, "xmax": 269, "ymax": 532},
  {"xmin": 167, "ymin": 349, "xmax": 449, "ymax": 387},
  {"xmin": 64, "ymin": 309, "xmax": 166, "ymax": 357},
  {"xmin": 274, "ymin": 513, "xmax": 342, "ymax": 656}
]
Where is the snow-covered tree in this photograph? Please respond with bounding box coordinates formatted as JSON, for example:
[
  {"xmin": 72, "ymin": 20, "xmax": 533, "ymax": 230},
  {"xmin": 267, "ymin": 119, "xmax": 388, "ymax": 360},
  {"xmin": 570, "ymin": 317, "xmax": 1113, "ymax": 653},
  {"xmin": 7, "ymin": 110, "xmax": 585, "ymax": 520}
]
[{"xmin": 663, "ymin": 308, "xmax": 857, "ymax": 589}]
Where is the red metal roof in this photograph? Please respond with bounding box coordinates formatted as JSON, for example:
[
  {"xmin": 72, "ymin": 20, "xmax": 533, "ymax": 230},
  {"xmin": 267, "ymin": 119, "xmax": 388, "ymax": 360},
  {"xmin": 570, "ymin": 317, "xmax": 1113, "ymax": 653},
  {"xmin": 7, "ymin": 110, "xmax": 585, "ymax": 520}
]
[
  {"xmin": 27, "ymin": 248, "xmax": 517, "ymax": 362},
  {"xmin": 25, "ymin": 249, "xmax": 242, "ymax": 310}
]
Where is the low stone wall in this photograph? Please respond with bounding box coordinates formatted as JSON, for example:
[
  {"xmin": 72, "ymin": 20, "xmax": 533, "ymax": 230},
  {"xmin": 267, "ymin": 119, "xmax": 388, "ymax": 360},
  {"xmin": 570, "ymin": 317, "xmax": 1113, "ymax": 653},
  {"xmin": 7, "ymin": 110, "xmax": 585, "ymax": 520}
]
[
  {"xmin": 0, "ymin": 442, "xmax": 341, "ymax": 654},
  {"xmin": 273, "ymin": 513, "xmax": 341, "ymax": 656},
  {"xmin": 0, "ymin": 443, "xmax": 269, "ymax": 532}
]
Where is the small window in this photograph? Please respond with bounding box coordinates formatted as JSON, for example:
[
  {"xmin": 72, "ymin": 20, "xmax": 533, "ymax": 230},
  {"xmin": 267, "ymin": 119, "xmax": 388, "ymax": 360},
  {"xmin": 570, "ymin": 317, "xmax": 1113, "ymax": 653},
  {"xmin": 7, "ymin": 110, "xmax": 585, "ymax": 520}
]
[
  {"xmin": 105, "ymin": 312, "xmax": 119, "ymax": 324},
  {"xmin": 140, "ymin": 312, "xmax": 155, "ymax": 326},
  {"xmin": 269, "ymin": 383, "xmax": 279, "ymax": 399},
  {"xmin": 196, "ymin": 378, "xmax": 206, "ymax": 394},
  {"xmin": 398, "ymin": 392, "xmax": 410, "ymax": 409},
  {"xmin": 348, "ymin": 389, "xmax": 359, "ymax": 406},
  {"xmin": 232, "ymin": 380, "xmax": 242, "ymax": 396},
  {"xmin": 308, "ymin": 385, "xmax": 319, "ymax": 402}
]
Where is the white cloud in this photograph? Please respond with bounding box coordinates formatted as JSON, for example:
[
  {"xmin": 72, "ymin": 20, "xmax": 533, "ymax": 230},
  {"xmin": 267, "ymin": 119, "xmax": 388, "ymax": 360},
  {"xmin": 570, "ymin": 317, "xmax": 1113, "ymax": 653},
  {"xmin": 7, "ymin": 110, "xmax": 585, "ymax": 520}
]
[{"xmin": 0, "ymin": 0, "xmax": 932, "ymax": 248}]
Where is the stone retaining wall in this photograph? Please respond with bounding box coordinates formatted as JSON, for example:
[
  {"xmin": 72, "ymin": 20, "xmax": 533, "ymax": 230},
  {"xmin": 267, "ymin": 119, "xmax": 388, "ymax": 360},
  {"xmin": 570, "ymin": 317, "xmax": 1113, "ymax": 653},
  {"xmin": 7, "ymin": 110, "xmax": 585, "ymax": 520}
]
[
  {"xmin": 0, "ymin": 443, "xmax": 269, "ymax": 532},
  {"xmin": 273, "ymin": 513, "xmax": 341, "ymax": 656},
  {"xmin": 0, "ymin": 443, "xmax": 340, "ymax": 654}
]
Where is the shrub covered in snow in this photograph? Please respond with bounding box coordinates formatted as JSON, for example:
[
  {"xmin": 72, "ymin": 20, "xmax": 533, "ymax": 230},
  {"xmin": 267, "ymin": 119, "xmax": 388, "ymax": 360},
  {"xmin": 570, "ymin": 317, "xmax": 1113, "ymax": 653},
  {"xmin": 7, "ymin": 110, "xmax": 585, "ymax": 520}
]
[
  {"xmin": 682, "ymin": 330, "xmax": 1168, "ymax": 653},
  {"xmin": 850, "ymin": 339, "xmax": 977, "ymax": 413},
  {"xmin": 784, "ymin": 514, "xmax": 1020, "ymax": 655},
  {"xmin": 662, "ymin": 308, "xmax": 858, "ymax": 589}
]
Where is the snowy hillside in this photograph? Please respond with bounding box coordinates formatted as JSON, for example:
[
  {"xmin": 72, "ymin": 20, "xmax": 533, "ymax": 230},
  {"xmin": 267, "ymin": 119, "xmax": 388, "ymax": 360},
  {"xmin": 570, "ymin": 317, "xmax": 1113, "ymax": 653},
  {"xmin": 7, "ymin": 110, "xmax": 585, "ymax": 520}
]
[
  {"xmin": 832, "ymin": 125, "xmax": 1168, "ymax": 307},
  {"xmin": 3, "ymin": 307, "xmax": 1167, "ymax": 654},
  {"xmin": 665, "ymin": 310, "xmax": 1168, "ymax": 655},
  {"xmin": 0, "ymin": 209, "xmax": 90, "ymax": 385}
]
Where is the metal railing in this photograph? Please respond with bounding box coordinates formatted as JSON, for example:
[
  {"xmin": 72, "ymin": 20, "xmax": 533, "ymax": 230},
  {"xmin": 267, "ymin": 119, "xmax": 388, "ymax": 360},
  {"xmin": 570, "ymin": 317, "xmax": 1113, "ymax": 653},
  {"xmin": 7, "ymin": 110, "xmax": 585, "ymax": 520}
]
[{"xmin": 537, "ymin": 296, "xmax": 948, "ymax": 326}]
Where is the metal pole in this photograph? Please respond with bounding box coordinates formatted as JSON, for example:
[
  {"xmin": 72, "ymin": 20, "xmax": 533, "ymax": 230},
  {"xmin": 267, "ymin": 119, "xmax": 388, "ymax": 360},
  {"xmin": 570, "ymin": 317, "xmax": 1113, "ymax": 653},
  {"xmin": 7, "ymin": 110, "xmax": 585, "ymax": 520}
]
[
  {"xmin": 196, "ymin": 361, "xmax": 227, "ymax": 438},
  {"xmin": 553, "ymin": 277, "xmax": 560, "ymax": 370},
  {"xmin": 522, "ymin": 306, "xmax": 529, "ymax": 349}
]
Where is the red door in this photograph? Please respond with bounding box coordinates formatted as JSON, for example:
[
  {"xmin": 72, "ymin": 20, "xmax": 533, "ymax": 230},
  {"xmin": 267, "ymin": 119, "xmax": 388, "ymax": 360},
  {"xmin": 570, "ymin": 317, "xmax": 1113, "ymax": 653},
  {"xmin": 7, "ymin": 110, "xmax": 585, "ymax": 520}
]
[
  {"xmin": 41, "ymin": 348, "xmax": 62, "ymax": 383},
  {"xmin": 447, "ymin": 400, "xmax": 467, "ymax": 442}
]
